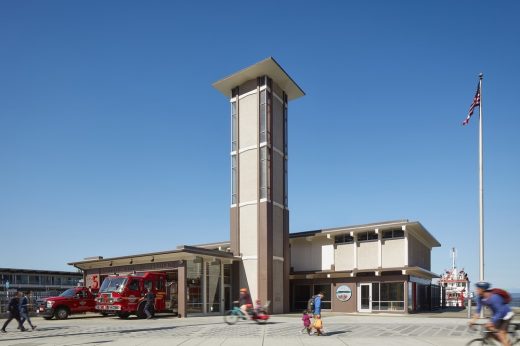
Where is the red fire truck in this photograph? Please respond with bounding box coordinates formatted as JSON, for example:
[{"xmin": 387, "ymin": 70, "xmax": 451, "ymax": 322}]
[
  {"xmin": 38, "ymin": 287, "xmax": 99, "ymax": 320},
  {"xmin": 95, "ymin": 272, "xmax": 175, "ymax": 319}
]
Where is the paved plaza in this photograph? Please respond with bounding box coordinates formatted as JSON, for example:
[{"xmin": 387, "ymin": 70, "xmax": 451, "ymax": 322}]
[{"xmin": 0, "ymin": 312, "xmax": 497, "ymax": 345}]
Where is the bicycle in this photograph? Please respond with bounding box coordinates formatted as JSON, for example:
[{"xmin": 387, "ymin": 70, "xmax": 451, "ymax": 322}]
[
  {"xmin": 466, "ymin": 322, "xmax": 520, "ymax": 345},
  {"xmin": 223, "ymin": 302, "xmax": 270, "ymax": 325}
]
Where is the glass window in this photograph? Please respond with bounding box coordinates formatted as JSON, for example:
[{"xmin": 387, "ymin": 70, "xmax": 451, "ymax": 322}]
[
  {"xmin": 59, "ymin": 288, "xmax": 76, "ymax": 297},
  {"xmin": 335, "ymin": 234, "xmax": 354, "ymax": 244},
  {"xmin": 16, "ymin": 275, "xmax": 29, "ymax": 285},
  {"xmin": 294, "ymin": 285, "xmax": 312, "ymax": 311},
  {"xmin": 206, "ymin": 260, "xmax": 221, "ymax": 313},
  {"xmin": 357, "ymin": 231, "xmax": 377, "ymax": 242},
  {"xmin": 156, "ymin": 277, "xmax": 165, "ymax": 291},
  {"xmin": 372, "ymin": 282, "xmax": 380, "ymax": 301},
  {"xmin": 187, "ymin": 258, "xmax": 203, "ymax": 313},
  {"xmin": 284, "ymin": 156, "xmax": 288, "ymax": 206},
  {"xmin": 260, "ymin": 89, "xmax": 267, "ymax": 143},
  {"xmin": 99, "ymin": 277, "xmax": 127, "ymax": 293},
  {"xmin": 260, "ymin": 146, "xmax": 267, "ymax": 199},
  {"xmin": 223, "ymin": 264, "xmax": 231, "ymax": 285},
  {"xmin": 382, "ymin": 230, "xmax": 393, "ymax": 239},
  {"xmin": 231, "ymin": 101, "xmax": 237, "ymax": 152},
  {"xmin": 283, "ymin": 94, "xmax": 288, "ymax": 154},
  {"xmin": 313, "ymin": 284, "xmax": 331, "ymax": 310},
  {"xmin": 283, "ymin": 96, "xmax": 288, "ymax": 206},
  {"xmin": 128, "ymin": 280, "xmax": 139, "ymax": 291},
  {"xmin": 231, "ymin": 154, "xmax": 237, "ymax": 204},
  {"xmin": 393, "ymin": 230, "xmax": 404, "ymax": 238},
  {"xmin": 371, "ymin": 282, "xmax": 404, "ymax": 311},
  {"xmin": 382, "ymin": 229, "xmax": 404, "ymax": 239}
]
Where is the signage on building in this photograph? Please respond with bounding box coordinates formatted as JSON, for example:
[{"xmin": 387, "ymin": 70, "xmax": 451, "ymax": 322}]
[{"xmin": 336, "ymin": 285, "xmax": 352, "ymax": 302}]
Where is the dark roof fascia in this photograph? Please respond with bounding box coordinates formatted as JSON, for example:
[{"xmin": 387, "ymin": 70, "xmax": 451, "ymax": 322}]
[
  {"xmin": 68, "ymin": 246, "xmax": 235, "ymax": 266},
  {"xmin": 290, "ymin": 220, "xmax": 409, "ymax": 238}
]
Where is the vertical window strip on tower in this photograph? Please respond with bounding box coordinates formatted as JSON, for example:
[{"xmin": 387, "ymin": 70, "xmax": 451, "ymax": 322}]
[
  {"xmin": 231, "ymin": 101, "xmax": 237, "ymax": 152},
  {"xmin": 260, "ymin": 89, "xmax": 267, "ymax": 143},
  {"xmin": 231, "ymin": 87, "xmax": 239, "ymax": 205},
  {"xmin": 231, "ymin": 154, "xmax": 237, "ymax": 204},
  {"xmin": 260, "ymin": 146, "xmax": 267, "ymax": 199},
  {"xmin": 283, "ymin": 92, "xmax": 288, "ymax": 206}
]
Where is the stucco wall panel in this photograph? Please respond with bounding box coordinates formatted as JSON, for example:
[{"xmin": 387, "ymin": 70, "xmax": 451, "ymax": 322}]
[
  {"xmin": 239, "ymin": 150, "xmax": 257, "ymax": 202},
  {"xmin": 381, "ymin": 238, "xmax": 405, "ymax": 268},
  {"xmin": 334, "ymin": 243, "xmax": 355, "ymax": 271},
  {"xmin": 408, "ymin": 234, "xmax": 431, "ymax": 270},
  {"xmin": 291, "ymin": 237, "xmax": 334, "ymax": 272},
  {"xmin": 238, "ymin": 93, "xmax": 258, "ymax": 149},
  {"xmin": 239, "ymin": 204, "xmax": 258, "ymax": 257},
  {"xmin": 357, "ymin": 241, "xmax": 378, "ymax": 270}
]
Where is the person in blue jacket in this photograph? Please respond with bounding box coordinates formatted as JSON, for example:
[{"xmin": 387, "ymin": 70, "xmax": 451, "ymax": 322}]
[
  {"xmin": 1, "ymin": 292, "xmax": 26, "ymax": 333},
  {"xmin": 469, "ymin": 282, "xmax": 514, "ymax": 346},
  {"xmin": 313, "ymin": 292, "xmax": 324, "ymax": 316}
]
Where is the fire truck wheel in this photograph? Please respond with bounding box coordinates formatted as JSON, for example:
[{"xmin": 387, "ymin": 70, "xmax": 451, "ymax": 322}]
[
  {"xmin": 137, "ymin": 303, "xmax": 147, "ymax": 319},
  {"xmin": 55, "ymin": 307, "xmax": 69, "ymax": 320},
  {"xmin": 117, "ymin": 312, "xmax": 130, "ymax": 319}
]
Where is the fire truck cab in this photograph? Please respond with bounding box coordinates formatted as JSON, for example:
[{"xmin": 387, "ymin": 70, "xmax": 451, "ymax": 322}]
[{"xmin": 96, "ymin": 272, "xmax": 173, "ymax": 319}]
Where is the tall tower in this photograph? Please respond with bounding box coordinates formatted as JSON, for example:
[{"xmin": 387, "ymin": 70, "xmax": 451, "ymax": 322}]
[{"xmin": 213, "ymin": 57, "xmax": 304, "ymax": 313}]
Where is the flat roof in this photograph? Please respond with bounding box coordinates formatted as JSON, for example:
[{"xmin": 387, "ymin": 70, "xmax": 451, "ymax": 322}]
[
  {"xmin": 68, "ymin": 245, "xmax": 237, "ymax": 271},
  {"xmin": 213, "ymin": 57, "xmax": 305, "ymax": 101},
  {"xmin": 290, "ymin": 220, "xmax": 441, "ymax": 248}
]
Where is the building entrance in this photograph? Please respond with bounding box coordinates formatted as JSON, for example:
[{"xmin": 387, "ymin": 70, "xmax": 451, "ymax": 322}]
[{"xmin": 358, "ymin": 283, "xmax": 372, "ymax": 312}]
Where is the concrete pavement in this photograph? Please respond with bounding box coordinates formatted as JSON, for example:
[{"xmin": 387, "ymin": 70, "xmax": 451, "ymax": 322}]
[{"xmin": 0, "ymin": 311, "xmax": 508, "ymax": 345}]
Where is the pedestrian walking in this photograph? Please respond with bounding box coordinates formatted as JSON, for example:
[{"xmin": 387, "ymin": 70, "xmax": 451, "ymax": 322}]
[
  {"xmin": 19, "ymin": 292, "xmax": 36, "ymax": 330},
  {"xmin": 1, "ymin": 292, "xmax": 26, "ymax": 333},
  {"xmin": 143, "ymin": 288, "xmax": 155, "ymax": 319},
  {"xmin": 312, "ymin": 292, "xmax": 326, "ymax": 335},
  {"xmin": 312, "ymin": 292, "xmax": 324, "ymax": 316},
  {"xmin": 300, "ymin": 310, "xmax": 312, "ymax": 334},
  {"xmin": 313, "ymin": 314, "xmax": 324, "ymax": 336}
]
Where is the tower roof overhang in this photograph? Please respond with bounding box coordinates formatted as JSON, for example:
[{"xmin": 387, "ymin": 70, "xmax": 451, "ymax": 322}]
[{"xmin": 212, "ymin": 57, "xmax": 305, "ymax": 101}]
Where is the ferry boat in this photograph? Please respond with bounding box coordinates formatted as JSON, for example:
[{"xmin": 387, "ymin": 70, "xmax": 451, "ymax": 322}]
[{"xmin": 439, "ymin": 247, "xmax": 469, "ymax": 307}]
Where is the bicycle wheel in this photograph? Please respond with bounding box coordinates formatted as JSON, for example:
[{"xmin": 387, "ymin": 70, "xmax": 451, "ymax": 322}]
[
  {"xmin": 224, "ymin": 310, "xmax": 239, "ymax": 325},
  {"xmin": 465, "ymin": 338, "xmax": 487, "ymax": 345}
]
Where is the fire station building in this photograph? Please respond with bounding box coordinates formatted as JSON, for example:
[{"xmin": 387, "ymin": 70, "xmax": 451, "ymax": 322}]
[{"xmin": 68, "ymin": 58, "xmax": 441, "ymax": 317}]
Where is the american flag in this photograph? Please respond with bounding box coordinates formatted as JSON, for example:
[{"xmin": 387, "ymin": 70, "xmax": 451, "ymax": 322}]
[{"xmin": 462, "ymin": 83, "xmax": 481, "ymax": 126}]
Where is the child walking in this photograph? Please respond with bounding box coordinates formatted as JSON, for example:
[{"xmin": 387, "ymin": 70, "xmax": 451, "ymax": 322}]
[
  {"xmin": 313, "ymin": 314, "xmax": 323, "ymax": 336},
  {"xmin": 300, "ymin": 310, "xmax": 312, "ymax": 334}
]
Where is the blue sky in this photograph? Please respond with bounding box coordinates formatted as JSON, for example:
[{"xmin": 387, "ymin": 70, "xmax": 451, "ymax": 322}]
[{"xmin": 1, "ymin": 1, "xmax": 519, "ymax": 291}]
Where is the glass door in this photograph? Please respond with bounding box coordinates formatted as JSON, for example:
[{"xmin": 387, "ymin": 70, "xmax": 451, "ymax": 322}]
[{"xmin": 358, "ymin": 283, "xmax": 372, "ymax": 312}]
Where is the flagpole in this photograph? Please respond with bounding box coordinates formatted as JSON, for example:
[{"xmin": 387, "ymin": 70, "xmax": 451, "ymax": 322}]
[{"xmin": 478, "ymin": 73, "xmax": 484, "ymax": 282}]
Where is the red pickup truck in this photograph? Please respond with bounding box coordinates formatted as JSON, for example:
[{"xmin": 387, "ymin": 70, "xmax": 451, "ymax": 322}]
[{"xmin": 38, "ymin": 287, "xmax": 99, "ymax": 320}]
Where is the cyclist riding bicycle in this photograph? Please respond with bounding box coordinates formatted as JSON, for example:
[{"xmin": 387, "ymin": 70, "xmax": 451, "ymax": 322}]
[
  {"xmin": 237, "ymin": 288, "xmax": 252, "ymax": 317},
  {"xmin": 469, "ymin": 281, "xmax": 514, "ymax": 346}
]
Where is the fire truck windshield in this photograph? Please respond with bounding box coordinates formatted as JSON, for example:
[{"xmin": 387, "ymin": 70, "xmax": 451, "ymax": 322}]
[{"xmin": 100, "ymin": 277, "xmax": 127, "ymax": 293}]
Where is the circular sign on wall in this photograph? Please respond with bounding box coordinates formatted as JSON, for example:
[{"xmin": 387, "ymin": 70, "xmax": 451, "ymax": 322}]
[{"xmin": 336, "ymin": 285, "xmax": 352, "ymax": 302}]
